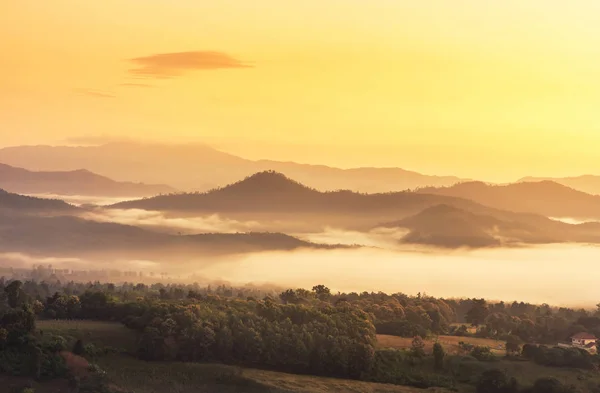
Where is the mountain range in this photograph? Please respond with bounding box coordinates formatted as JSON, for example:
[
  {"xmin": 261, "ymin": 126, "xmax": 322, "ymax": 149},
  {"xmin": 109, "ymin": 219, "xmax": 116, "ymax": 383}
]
[
  {"xmin": 416, "ymin": 181, "xmax": 600, "ymax": 220},
  {"xmin": 0, "ymin": 189, "xmax": 345, "ymax": 259},
  {"xmin": 0, "ymin": 163, "xmax": 175, "ymax": 197},
  {"xmin": 110, "ymin": 171, "xmax": 488, "ymax": 230},
  {"xmin": 0, "ymin": 142, "xmax": 467, "ymax": 193},
  {"xmin": 518, "ymin": 175, "xmax": 600, "ymax": 196},
  {"xmin": 111, "ymin": 171, "xmax": 600, "ymax": 248},
  {"xmin": 0, "ymin": 188, "xmax": 75, "ymax": 212}
]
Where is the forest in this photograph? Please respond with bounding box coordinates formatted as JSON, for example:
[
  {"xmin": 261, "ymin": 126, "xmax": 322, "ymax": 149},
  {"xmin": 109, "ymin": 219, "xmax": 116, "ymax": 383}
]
[{"xmin": 2, "ymin": 268, "xmax": 600, "ymax": 392}]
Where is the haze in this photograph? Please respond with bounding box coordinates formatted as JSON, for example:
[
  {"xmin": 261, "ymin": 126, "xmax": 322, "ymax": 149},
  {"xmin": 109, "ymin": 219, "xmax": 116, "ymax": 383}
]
[{"xmin": 3, "ymin": 1, "xmax": 600, "ymax": 180}]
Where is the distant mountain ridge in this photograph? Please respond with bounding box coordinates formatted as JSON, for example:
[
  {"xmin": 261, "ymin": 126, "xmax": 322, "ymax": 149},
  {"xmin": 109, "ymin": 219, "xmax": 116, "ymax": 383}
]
[
  {"xmin": 110, "ymin": 171, "xmax": 488, "ymax": 229},
  {"xmin": 416, "ymin": 181, "xmax": 600, "ymax": 220},
  {"xmin": 0, "ymin": 163, "xmax": 175, "ymax": 197},
  {"xmin": 0, "ymin": 188, "xmax": 75, "ymax": 212},
  {"xmin": 518, "ymin": 175, "xmax": 600, "ymax": 195},
  {"xmin": 377, "ymin": 203, "xmax": 600, "ymax": 248},
  {"xmin": 0, "ymin": 142, "xmax": 467, "ymax": 193},
  {"xmin": 0, "ymin": 209, "xmax": 348, "ymax": 259}
]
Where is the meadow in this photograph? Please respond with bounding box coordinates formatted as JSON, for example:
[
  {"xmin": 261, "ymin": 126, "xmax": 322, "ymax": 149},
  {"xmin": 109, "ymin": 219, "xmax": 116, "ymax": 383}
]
[
  {"xmin": 35, "ymin": 320, "xmax": 453, "ymax": 393},
  {"xmin": 32, "ymin": 320, "xmax": 600, "ymax": 393}
]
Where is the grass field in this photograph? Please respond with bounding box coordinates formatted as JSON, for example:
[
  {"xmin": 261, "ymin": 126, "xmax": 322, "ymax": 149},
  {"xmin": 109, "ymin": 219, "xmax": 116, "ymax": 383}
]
[
  {"xmin": 376, "ymin": 334, "xmax": 506, "ymax": 355},
  {"xmin": 35, "ymin": 320, "xmax": 454, "ymax": 393},
  {"xmin": 96, "ymin": 354, "xmax": 453, "ymax": 393},
  {"xmin": 32, "ymin": 321, "xmax": 600, "ymax": 393},
  {"xmin": 38, "ymin": 319, "xmax": 138, "ymax": 353}
]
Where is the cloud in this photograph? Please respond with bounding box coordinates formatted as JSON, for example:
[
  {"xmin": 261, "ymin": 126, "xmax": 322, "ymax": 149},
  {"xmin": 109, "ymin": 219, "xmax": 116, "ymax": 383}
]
[
  {"xmin": 127, "ymin": 51, "xmax": 253, "ymax": 78},
  {"xmin": 119, "ymin": 83, "xmax": 155, "ymax": 88},
  {"xmin": 73, "ymin": 88, "xmax": 116, "ymax": 98}
]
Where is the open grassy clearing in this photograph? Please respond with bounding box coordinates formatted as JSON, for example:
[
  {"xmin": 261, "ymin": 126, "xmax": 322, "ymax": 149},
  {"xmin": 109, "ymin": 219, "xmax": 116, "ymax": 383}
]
[
  {"xmin": 96, "ymin": 354, "xmax": 453, "ymax": 393},
  {"xmin": 377, "ymin": 334, "xmax": 506, "ymax": 355},
  {"xmin": 36, "ymin": 321, "xmax": 454, "ymax": 393},
  {"xmin": 37, "ymin": 319, "xmax": 138, "ymax": 353}
]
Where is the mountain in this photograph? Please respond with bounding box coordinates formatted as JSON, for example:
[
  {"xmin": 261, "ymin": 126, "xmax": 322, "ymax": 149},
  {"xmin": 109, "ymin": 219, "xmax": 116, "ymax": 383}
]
[
  {"xmin": 0, "ymin": 211, "xmax": 346, "ymax": 259},
  {"xmin": 0, "ymin": 163, "xmax": 175, "ymax": 197},
  {"xmin": 0, "ymin": 142, "xmax": 467, "ymax": 193},
  {"xmin": 518, "ymin": 175, "xmax": 600, "ymax": 195},
  {"xmin": 377, "ymin": 204, "xmax": 600, "ymax": 248},
  {"xmin": 0, "ymin": 188, "xmax": 75, "ymax": 212},
  {"xmin": 416, "ymin": 181, "xmax": 600, "ymax": 220},
  {"xmin": 110, "ymin": 171, "xmax": 488, "ymax": 230}
]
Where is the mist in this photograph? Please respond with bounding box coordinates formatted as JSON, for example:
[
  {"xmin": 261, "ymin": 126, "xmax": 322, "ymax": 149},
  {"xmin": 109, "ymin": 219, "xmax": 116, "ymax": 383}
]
[
  {"xmin": 82, "ymin": 208, "xmax": 262, "ymax": 234},
  {"xmin": 25, "ymin": 193, "xmax": 133, "ymax": 207},
  {"xmin": 193, "ymin": 244, "xmax": 600, "ymax": 308}
]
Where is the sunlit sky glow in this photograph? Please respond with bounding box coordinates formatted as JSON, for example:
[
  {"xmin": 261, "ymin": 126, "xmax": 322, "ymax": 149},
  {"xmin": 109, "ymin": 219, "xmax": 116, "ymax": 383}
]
[{"xmin": 2, "ymin": 1, "xmax": 600, "ymax": 181}]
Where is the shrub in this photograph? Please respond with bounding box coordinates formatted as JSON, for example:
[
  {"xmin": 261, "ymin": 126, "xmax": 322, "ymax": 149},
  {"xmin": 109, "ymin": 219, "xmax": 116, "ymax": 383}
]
[
  {"xmin": 471, "ymin": 346, "xmax": 495, "ymax": 361},
  {"xmin": 477, "ymin": 369, "xmax": 518, "ymax": 393},
  {"xmin": 73, "ymin": 339, "xmax": 85, "ymax": 356}
]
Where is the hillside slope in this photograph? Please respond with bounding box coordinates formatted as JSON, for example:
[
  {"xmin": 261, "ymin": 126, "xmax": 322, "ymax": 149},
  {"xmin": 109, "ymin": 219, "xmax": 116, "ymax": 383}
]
[
  {"xmin": 0, "ymin": 163, "xmax": 175, "ymax": 197},
  {"xmin": 417, "ymin": 181, "xmax": 600, "ymax": 220},
  {"xmin": 110, "ymin": 171, "xmax": 487, "ymax": 230},
  {"xmin": 0, "ymin": 188, "xmax": 75, "ymax": 212},
  {"xmin": 518, "ymin": 175, "xmax": 600, "ymax": 195},
  {"xmin": 0, "ymin": 210, "xmax": 345, "ymax": 259},
  {"xmin": 377, "ymin": 204, "xmax": 600, "ymax": 248}
]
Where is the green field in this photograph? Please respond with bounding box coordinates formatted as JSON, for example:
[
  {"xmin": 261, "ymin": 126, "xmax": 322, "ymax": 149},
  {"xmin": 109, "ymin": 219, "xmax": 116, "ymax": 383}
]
[
  {"xmin": 32, "ymin": 320, "xmax": 600, "ymax": 393},
  {"xmin": 36, "ymin": 320, "xmax": 453, "ymax": 393}
]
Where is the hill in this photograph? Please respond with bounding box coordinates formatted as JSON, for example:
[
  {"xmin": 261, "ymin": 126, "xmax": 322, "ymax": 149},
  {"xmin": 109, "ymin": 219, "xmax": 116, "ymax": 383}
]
[
  {"xmin": 518, "ymin": 175, "xmax": 600, "ymax": 195},
  {"xmin": 0, "ymin": 188, "xmax": 75, "ymax": 212},
  {"xmin": 0, "ymin": 142, "xmax": 467, "ymax": 193},
  {"xmin": 0, "ymin": 210, "xmax": 345, "ymax": 259},
  {"xmin": 110, "ymin": 171, "xmax": 489, "ymax": 230},
  {"xmin": 416, "ymin": 181, "xmax": 600, "ymax": 220},
  {"xmin": 0, "ymin": 163, "xmax": 175, "ymax": 197},
  {"xmin": 376, "ymin": 203, "xmax": 600, "ymax": 248}
]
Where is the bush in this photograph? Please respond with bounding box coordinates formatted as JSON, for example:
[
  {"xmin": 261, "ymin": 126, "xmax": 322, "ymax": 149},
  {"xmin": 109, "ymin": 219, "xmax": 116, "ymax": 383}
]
[
  {"xmin": 476, "ymin": 369, "xmax": 518, "ymax": 393},
  {"xmin": 73, "ymin": 339, "xmax": 85, "ymax": 356},
  {"xmin": 471, "ymin": 346, "xmax": 495, "ymax": 361},
  {"xmin": 448, "ymin": 355, "xmax": 488, "ymax": 384}
]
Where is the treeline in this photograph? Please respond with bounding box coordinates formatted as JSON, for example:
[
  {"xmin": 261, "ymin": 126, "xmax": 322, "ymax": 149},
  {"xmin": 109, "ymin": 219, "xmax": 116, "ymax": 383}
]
[
  {"xmin": 2, "ymin": 277, "xmax": 600, "ymax": 392},
  {"xmin": 3, "ymin": 276, "xmax": 600, "ymax": 345}
]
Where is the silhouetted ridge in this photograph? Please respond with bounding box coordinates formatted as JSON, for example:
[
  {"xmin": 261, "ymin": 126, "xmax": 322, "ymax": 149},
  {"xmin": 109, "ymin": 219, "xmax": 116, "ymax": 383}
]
[
  {"xmin": 214, "ymin": 170, "xmax": 316, "ymax": 195},
  {"xmin": 416, "ymin": 180, "xmax": 600, "ymax": 219},
  {"xmin": 0, "ymin": 212, "xmax": 349, "ymax": 257},
  {"xmin": 0, "ymin": 189, "xmax": 74, "ymax": 211},
  {"xmin": 0, "ymin": 162, "xmax": 175, "ymax": 197}
]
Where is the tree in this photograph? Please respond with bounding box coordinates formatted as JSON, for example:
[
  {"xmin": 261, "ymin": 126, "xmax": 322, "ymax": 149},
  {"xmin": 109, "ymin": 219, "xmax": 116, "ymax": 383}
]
[
  {"xmin": 5, "ymin": 280, "xmax": 23, "ymax": 308},
  {"xmin": 465, "ymin": 299, "xmax": 489, "ymax": 327},
  {"xmin": 477, "ymin": 369, "xmax": 518, "ymax": 393},
  {"xmin": 73, "ymin": 339, "xmax": 85, "ymax": 356},
  {"xmin": 505, "ymin": 335, "xmax": 522, "ymax": 357},
  {"xmin": 410, "ymin": 336, "xmax": 426, "ymax": 358},
  {"xmin": 532, "ymin": 377, "xmax": 577, "ymax": 393},
  {"xmin": 312, "ymin": 285, "xmax": 331, "ymax": 301},
  {"xmin": 433, "ymin": 342, "xmax": 445, "ymax": 371}
]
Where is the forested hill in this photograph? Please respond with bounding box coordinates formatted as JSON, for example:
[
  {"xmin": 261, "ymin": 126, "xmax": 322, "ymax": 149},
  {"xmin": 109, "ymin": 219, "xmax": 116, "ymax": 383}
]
[
  {"xmin": 416, "ymin": 180, "xmax": 600, "ymax": 220},
  {"xmin": 0, "ymin": 188, "xmax": 75, "ymax": 211},
  {"xmin": 110, "ymin": 171, "xmax": 481, "ymax": 216}
]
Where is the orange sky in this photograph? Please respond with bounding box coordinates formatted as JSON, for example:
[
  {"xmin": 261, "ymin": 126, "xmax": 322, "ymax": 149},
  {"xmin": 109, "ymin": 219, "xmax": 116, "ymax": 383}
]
[{"xmin": 2, "ymin": 0, "xmax": 600, "ymax": 181}]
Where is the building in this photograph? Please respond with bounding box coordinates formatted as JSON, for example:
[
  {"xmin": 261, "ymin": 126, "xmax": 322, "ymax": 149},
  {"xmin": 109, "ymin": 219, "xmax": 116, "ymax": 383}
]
[
  {"xmin": 571, "ymin": 332, "xmax": 597, "ymax": 347},
  {"xmin": 557, "ymin": 332, "xmax": 598, "ymax": 354}
]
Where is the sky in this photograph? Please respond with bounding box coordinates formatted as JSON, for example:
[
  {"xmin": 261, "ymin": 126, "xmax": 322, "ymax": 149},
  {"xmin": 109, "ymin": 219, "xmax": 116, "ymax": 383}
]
[{"xmin": 2, "ymin": 0, "xmax": 600, "ymax": 181}]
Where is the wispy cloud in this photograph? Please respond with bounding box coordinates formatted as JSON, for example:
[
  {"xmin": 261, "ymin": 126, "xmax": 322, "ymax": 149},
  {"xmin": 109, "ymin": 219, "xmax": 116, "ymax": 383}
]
[
  {"xmin": 127, "ymin": 51, "xmax": 253, "ymax": 78},
  {"xmin": 119, "ymin": 83, "xmax": 155, "ymax": 88},
  {"xmin": 73, "ymin": 88, "xmax": 116, "ymax": 98}
]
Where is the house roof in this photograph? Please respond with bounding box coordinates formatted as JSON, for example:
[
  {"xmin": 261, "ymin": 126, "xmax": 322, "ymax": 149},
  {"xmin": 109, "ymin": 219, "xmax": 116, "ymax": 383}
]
[{"xmin": 571, "ymin": 332, "xmax": 597, "ymax": 340}]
